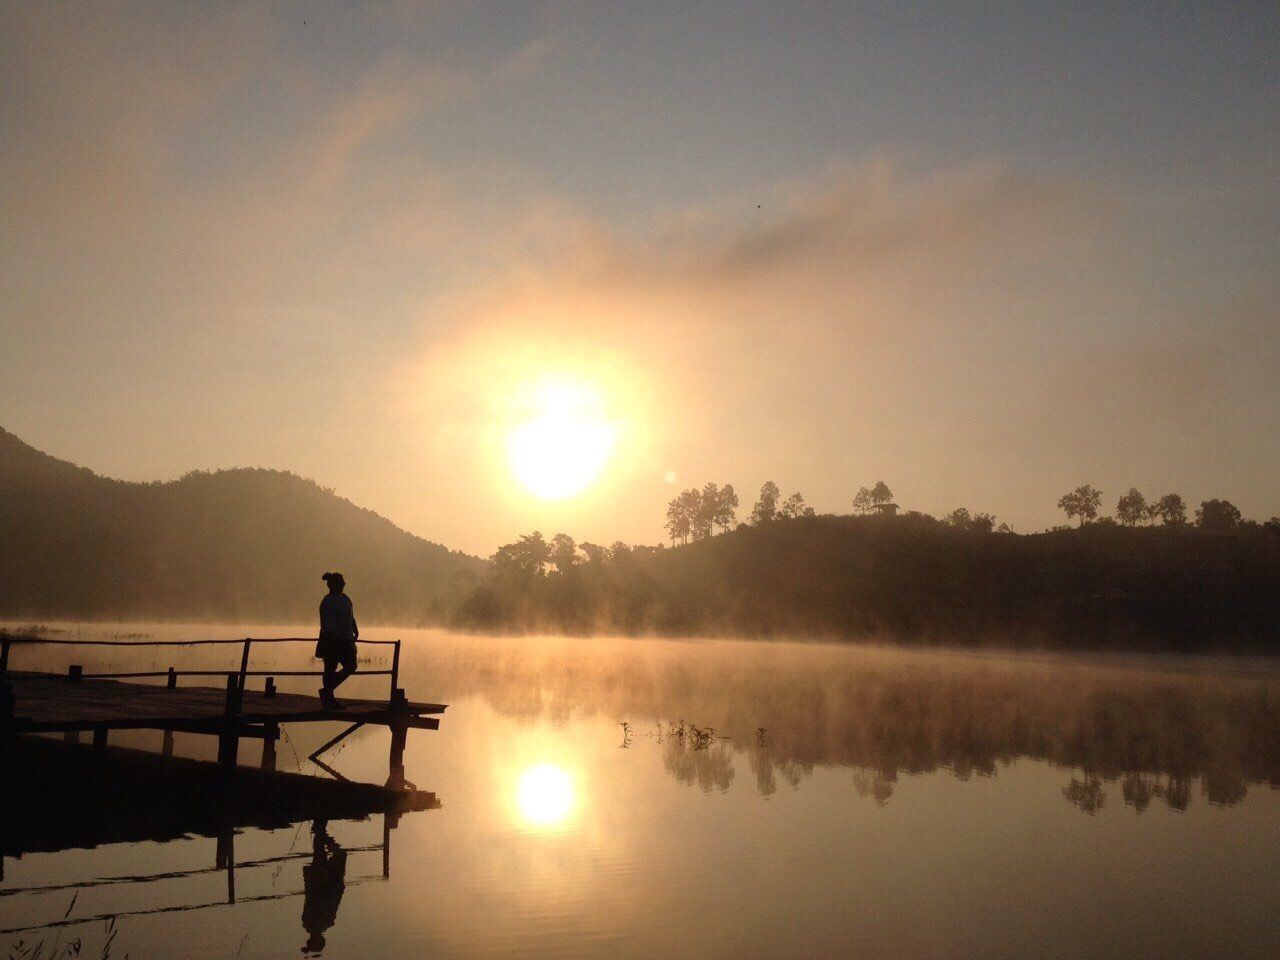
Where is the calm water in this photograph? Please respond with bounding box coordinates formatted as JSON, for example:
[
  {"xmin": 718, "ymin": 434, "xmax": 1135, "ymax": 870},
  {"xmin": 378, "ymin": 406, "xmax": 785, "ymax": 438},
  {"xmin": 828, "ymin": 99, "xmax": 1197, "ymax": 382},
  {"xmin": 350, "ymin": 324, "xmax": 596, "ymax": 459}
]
[{"xmin": 4, "ymin": 623, "xmax": 1280, "ymax": 959}]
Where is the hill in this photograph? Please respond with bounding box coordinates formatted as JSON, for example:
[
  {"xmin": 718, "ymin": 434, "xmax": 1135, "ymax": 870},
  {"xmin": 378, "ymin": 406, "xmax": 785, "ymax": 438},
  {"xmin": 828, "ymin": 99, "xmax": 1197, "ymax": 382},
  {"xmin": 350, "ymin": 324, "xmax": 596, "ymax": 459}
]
[
  {"xmin": 0, "ymin": 427, "xmax": 485, "ymax": 624},
  {"xmin": 455, "ymin": 515, "xmax": 1280, "ymax": 649}
]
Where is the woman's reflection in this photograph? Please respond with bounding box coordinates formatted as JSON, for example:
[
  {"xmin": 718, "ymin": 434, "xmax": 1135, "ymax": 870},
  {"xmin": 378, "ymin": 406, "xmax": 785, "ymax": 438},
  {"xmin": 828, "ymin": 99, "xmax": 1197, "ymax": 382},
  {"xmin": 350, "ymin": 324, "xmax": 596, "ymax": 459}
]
[{"xmin": 302, "ymin": 820, "xmax": 347, "ymax": 956}]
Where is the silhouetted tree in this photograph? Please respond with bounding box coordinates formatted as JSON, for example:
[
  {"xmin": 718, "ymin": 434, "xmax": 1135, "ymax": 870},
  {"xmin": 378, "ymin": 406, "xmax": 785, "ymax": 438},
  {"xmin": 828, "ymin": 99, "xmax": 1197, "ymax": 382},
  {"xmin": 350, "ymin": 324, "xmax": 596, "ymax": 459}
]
[
  {"xmin": 944, "ymin": 507, "xmax": 996, "ymax": 533},
  {"xmin": 1057, "ymin": 485, "xmax": 1102, "ymax": 526},
  {"xmin": 851, "ymin": 487, "xmax": 874, "ymax": 515},
  {"xmin": 779, "ymin": 492, "xmax": 815, "ymax": 518},
  {"xmin": 665, "ymin": 489, "xmax": 699, "ymax": 545},
  {"xmin": 694, "ymin": 482, "xmax": 720, "ymax": 540},
  {"xmin": 1116, "ymin": 488, "xmax": 1148, "ymax": 526},
  {"xmin": 491, "ymin": 532, "xmax": 551, "ymax": 579},
  {"xmin": 1196, "ymin": 499, "xmax": 1242, "ymax": 532},
  {"xmin": 579, "ymin": 542, "xmax": 608, "ymax": 566},
  {"xmin": 608, "ymin": 541, "xmax": 632, "ymax": 560},
  {"xmin": 870, "ymin": 481, "xmax": 893, "ymax": 507},
  {"xmin": 550, "ymin": 533, "xmax": 578, "ymax": 574},
  {"xmin": 1149, "ymin": 493, "xmax": 1187, "ymax": 526},
  {"xmin": 751, "ymin": 481, "xmax": 780, "ymax": 525},
  {"xmin": 714, "ymin": 484, "xmax": 739, "ymax": 534}
]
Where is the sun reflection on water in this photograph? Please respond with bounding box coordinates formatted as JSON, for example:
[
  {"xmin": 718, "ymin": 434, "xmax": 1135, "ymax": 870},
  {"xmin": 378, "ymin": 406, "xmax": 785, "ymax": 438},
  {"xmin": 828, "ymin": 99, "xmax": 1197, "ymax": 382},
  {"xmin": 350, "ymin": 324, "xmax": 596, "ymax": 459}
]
[{"xmin": 515, "ymin": 763, "xmax": 577, "ymax": 828}]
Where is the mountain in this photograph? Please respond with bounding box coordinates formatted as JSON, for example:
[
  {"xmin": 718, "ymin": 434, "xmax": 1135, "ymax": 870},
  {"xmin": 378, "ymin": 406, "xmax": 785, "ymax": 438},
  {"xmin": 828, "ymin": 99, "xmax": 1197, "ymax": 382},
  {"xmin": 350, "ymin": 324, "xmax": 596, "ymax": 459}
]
[{"xmin": 0, "ymin": 427, "xmax": 485, "ymax": 624}]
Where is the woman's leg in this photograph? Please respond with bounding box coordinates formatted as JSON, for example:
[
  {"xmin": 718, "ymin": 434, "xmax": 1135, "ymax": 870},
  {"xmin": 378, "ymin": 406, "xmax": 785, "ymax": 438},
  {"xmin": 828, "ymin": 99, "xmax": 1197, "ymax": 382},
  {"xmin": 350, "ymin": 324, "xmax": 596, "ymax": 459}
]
[
  {"xmin": 330, "ymin": 647, "xmax": 357, "ymax": 691},
  {"xmin": 322, "ymin": 657, "xmax": 339, "ymax": 692}
]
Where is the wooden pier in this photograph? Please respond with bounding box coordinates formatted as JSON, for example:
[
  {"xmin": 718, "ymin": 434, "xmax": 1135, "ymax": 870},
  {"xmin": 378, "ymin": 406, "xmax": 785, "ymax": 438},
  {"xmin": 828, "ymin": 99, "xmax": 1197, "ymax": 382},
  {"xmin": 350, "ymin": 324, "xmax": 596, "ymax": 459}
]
[{"xmin": 0, "ymin": 634, "xmax": 446, "ymax": 787}]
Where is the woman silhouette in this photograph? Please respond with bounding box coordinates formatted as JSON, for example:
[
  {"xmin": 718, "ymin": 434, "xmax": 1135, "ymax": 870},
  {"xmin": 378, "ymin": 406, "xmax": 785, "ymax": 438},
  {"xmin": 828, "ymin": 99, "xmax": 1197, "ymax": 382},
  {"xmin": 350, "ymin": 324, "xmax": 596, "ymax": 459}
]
[{"xmin": 317, "ymin": 572, "xmax": 358, "ymax": 709}]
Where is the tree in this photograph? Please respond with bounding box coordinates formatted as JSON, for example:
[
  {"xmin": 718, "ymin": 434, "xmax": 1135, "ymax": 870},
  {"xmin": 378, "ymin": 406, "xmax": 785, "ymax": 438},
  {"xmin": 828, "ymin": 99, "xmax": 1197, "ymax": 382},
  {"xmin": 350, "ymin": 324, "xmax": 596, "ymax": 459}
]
[
  {"xmin": 944, "ymin": 507, "xmax": 996, "ymax": 533},
  {"xmin": 870, "ymin": 481, "xmax": 893, "ymax": 507},
  {"xmin": 1149, "ymin": 493, "xmax": 1187, "ymax": 526},
  {"xmin": 751, "ymin": 481, "xmax": 780, "ymax": 525},
  {"xmin": 779, "ymin": 492, "xmax": 814, "ymax": 518},
  {"xmin": 1116, "ymin": 488, "xmax": 1148, "ymax": 526},
  {"xmin": 694, "ymin": 482, "xmax": 721, "ymax": 540},
  {"xmin": 665, "ymin": 489, "xmax": 699, "ymax": 544},
  {"xmin": 579, "ymin": 542, "xmax": 608, "ymax": 566},
  {"xmin": 549, "ymin": 533, "xmax": 578, "ymax": 574},
  {"xmin": 714, "ymin": 484, "xmax": 740, "ymax": 533},
  {"xmin": 851, "ymin": 487, "xmax": 874, "ymax": 515},
  {"xmin": 491, "ymin": 532, "xmax": 551, "ymax": 578},
  {"xmin": 1057, "ymin": 485, "xmax": 1102, "ymax": 526},
  {"xmin": 1196, "ymin": 499, "xmax": 1242, "ymax": 532}
]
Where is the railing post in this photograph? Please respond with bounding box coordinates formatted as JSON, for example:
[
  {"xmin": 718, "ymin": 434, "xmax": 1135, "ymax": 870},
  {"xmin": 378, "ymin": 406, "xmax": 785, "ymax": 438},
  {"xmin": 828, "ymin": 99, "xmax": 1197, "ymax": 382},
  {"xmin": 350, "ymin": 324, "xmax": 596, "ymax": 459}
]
[
  {"xmin": 67, "ymin": 665, "xmax": 82, "ymax": 683},
  {"xmin": 389, "ymin": 639, "xmax": 401, "ymax": 702},
  {"xmin": 166, "ymin": 666, "xmax": 177, "ymax": 689},
  {"xmin": 238, "ymin": 639, "xmax": 252, "ymax": 692},
  {"xmin": 264, "ymin": 676, "xmax": 276, "ymax": 698}
]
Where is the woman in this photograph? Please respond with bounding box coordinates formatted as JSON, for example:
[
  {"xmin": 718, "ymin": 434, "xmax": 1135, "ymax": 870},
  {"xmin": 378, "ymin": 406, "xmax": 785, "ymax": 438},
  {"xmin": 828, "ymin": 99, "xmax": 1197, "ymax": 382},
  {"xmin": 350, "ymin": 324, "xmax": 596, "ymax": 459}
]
[{"xmin": 317, "ymin": 572, "xmax": 358, "ymax": 709}]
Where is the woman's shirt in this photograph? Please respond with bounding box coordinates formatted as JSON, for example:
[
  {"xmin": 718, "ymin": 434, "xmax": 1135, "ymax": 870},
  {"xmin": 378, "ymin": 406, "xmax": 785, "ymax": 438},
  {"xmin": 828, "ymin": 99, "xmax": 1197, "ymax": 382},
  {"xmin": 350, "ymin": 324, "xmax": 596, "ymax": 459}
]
[{"xmin": 319, "ymin": 592, "xmax": 357, "ymax": 641}]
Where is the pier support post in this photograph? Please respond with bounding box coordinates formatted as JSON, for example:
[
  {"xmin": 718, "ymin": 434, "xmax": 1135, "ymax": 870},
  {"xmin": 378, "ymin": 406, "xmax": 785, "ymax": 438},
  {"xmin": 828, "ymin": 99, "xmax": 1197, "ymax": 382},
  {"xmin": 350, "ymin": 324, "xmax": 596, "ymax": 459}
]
[
  {"xmin": 218, "ymin": 675, "xmax": 242, "ymax": 774},
  {"xmin": 387, "ymin": 688, "xmax": 409, "ymax": 790},
  {"xmin": 261, "ymin": 721, "xmax": 278, "ymax": 772},
  {"xmin": 92, "ymin": 725, "xmax": 108, "ymax": 752},
  {"xmin": 63, "ymin": 730, "xmax": 80, "ymax": 745},
  {"xmin": 388, "ymin": 723, "xmax": 407, "ymax": 790},
  {"xmin": 162, "ymin": 728, "xmax": 174, "ymax": 758}
]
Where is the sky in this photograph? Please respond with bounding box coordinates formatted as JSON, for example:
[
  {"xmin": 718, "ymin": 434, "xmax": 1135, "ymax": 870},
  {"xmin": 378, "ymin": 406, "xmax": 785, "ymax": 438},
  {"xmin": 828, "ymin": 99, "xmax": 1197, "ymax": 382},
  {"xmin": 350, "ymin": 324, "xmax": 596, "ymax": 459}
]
[{"xmin": 2, "ymin": 1, "xmax": 1277, "ymax": 556}]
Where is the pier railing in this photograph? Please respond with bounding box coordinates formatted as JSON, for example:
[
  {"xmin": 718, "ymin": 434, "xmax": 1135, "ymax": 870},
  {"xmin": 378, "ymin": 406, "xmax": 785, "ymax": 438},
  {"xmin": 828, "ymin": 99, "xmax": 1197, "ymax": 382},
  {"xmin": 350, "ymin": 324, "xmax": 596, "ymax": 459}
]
[{"xmin": 0, "ymin": 634, "xmax": 403, "ymax": 702}]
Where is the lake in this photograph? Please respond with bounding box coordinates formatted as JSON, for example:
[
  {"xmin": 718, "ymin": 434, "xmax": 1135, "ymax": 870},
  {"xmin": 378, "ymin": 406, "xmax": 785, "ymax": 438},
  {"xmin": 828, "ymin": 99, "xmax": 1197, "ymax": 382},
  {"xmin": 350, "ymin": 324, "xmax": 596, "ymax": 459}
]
[{"xmin": 3, "ymin": 623, "xmax": 1280, "ymax": 959}]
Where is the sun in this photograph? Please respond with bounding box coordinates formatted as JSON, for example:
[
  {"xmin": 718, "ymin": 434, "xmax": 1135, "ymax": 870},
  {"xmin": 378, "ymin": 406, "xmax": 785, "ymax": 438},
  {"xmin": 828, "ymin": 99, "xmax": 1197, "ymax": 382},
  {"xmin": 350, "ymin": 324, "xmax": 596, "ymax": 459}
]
[
  {"xmin": 515, "ymin": 763, "xmax": 577, "ymax": 827},
  {"xmin": 507, "ymin": 379, "xmax": 616, "ymax": 499}
]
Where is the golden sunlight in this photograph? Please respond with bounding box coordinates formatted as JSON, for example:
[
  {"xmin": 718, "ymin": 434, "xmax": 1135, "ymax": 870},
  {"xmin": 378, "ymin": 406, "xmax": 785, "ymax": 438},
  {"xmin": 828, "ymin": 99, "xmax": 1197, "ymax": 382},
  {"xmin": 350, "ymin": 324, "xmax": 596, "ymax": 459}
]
[
  {"xmin": 515, "ymin": 763, "xmax": 577, "ymax": 826},
  {"xmin": 507, "ymin": 379, "xmax": 616, "ymax": 499}
]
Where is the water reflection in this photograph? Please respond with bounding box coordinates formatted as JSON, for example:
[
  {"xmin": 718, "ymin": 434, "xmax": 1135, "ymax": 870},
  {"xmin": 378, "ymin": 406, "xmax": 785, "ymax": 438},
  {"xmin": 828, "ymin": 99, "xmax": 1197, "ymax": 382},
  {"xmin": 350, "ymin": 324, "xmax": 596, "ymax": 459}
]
[
  {"xmin": 515, "ymin": 764, "xmax": 576, "ymax": 828},
  {"xmin": 391, "ymin": 634, "xmax": 1280, "ymax": 814},
  {"xmin": 0, "ymin": 735, "xmax": 439, "ymax": 951},
  {"xmin": 302, "ymin": 821, "xmax": 347, "ymax": 956}
]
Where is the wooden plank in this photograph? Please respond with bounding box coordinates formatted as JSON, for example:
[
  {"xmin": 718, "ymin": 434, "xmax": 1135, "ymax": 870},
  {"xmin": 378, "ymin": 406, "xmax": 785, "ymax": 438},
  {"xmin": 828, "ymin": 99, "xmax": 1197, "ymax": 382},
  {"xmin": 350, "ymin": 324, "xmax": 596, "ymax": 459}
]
[{"xmin": 5, "ymin": 671, "xmax": 446, "ymax": 734}]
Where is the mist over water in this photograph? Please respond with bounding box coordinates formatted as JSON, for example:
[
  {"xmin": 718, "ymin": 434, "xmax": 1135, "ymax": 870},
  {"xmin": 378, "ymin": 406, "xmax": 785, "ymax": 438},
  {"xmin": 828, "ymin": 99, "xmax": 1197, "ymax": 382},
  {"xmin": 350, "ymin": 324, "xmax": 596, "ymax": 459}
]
[{"xmin": 5, "ymin": 623, "xmax": 1280, "ymax": 958}]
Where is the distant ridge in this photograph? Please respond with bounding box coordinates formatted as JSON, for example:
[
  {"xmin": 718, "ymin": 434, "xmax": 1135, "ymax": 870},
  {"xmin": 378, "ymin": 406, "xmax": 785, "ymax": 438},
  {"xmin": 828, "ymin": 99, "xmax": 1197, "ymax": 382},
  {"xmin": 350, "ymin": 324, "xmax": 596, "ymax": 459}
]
[{"xmin": 0, "ymin": 427, "xmax": 485, "ymax": 624}]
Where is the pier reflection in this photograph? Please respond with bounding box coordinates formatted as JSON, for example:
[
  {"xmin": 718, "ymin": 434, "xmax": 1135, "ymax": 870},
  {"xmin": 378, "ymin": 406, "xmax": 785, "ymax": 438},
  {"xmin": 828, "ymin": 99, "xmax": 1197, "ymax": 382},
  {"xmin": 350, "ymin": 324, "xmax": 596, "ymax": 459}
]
[{"xmin": 0, "ymin": 736, "xmax": 439, "ymax": 944}]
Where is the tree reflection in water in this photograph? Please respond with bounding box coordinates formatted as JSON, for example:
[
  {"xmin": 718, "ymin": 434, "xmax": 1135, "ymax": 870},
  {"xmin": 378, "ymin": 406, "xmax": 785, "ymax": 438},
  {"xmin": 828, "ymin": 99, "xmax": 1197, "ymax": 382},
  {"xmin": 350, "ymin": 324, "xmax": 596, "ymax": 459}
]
[{"xmin": 407, "ymin": 635, "xmax": 1280, "ymax": 815}]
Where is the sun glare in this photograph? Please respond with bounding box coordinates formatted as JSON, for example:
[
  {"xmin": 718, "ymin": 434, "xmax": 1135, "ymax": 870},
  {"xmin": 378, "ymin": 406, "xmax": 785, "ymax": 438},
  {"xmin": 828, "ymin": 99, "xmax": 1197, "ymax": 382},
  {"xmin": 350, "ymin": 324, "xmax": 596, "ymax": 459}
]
[
  {"xmin": 516, "ymin": 763, "xmax": 577, "ymax": 827},
  {"xmin": 507, "ymin": 379, "xmax": 616, "ymax": 499}
]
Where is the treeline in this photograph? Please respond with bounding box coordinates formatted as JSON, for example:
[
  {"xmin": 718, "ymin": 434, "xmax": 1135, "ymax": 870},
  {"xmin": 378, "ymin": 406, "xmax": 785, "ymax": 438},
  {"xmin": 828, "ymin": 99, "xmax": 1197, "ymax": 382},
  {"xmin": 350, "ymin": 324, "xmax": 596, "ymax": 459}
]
[
  {"xmin": 1055, "ymin": 484, "xmax": 1268, "ymax": 533},
  {"xmin": 456, "ymin": 478, "xmax": 1280, "ymax": 647}
]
